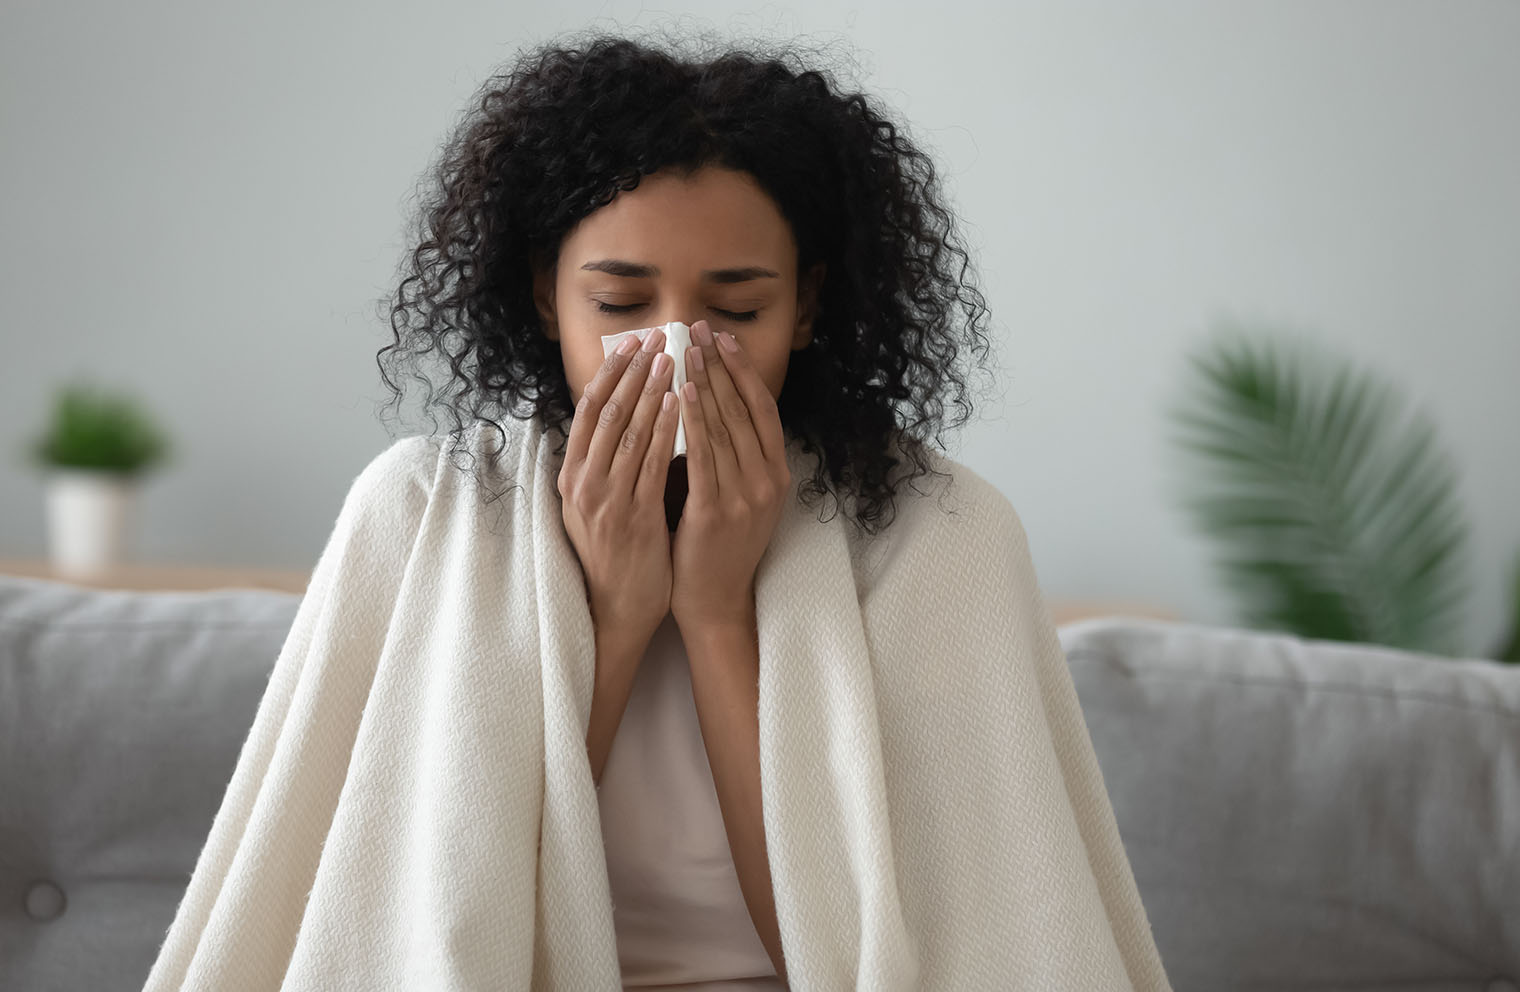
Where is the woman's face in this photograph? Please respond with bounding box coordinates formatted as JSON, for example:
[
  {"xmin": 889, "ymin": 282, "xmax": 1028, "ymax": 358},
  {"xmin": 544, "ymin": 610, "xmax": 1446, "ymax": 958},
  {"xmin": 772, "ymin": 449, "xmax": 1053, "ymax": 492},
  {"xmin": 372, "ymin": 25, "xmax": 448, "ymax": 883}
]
[{"xmin": 533, "ymin": 165, "xmax": 824, "ymax": 408}]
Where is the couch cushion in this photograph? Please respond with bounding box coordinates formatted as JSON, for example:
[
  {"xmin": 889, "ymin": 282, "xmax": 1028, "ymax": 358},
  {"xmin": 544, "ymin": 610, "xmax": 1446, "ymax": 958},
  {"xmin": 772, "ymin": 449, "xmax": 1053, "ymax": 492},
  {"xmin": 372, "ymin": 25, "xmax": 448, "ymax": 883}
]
[
  {"xmin": 0, "ymin": 574, "xmax": 300, "ymax": 992},
  {"xmin": 1060, "ymin": 616, "xmax": 1520, "ymax": 992}
]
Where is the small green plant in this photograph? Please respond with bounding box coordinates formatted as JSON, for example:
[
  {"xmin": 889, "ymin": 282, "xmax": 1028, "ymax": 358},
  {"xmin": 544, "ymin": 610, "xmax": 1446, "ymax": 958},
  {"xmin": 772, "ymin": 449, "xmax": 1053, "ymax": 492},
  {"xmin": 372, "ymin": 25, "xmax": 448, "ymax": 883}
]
[
  {"xmin": 28, "ymin": 380, "xmax": 171, "ymax": 475},
  {"xmin": 1169, "ymin": 325, "xmax": 1475, "ymax": 658}
]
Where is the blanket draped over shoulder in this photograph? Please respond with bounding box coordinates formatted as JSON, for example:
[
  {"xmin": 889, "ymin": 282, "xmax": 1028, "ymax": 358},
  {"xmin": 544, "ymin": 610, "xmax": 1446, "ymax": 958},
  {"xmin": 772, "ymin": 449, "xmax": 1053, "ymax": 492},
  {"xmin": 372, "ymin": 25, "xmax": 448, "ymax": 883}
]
[{"xmin": 143, "ymin": 416, "xmax": 1173, "ymax": 991}]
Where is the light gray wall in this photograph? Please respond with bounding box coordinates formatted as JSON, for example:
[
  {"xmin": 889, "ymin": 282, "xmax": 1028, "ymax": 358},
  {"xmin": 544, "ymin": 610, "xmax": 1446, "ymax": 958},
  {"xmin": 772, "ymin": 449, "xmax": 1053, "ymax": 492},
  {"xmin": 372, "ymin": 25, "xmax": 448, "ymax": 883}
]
[{"xmin": 3, "ymin": 0, "xmax": 1516, "ymax": 654}]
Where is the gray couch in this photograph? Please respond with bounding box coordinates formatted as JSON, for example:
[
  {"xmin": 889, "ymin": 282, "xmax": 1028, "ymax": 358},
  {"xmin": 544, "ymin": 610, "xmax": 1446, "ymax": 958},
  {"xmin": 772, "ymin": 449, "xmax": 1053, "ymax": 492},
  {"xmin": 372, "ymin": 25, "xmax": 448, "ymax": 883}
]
[{"xmin": 1, "ymin": 572, "xmax": 1516, "ymax": 991}]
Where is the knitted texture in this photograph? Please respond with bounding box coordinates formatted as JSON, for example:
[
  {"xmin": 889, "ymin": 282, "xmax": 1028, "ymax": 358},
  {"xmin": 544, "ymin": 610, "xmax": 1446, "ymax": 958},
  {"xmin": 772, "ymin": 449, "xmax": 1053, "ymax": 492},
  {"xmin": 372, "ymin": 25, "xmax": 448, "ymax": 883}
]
[{"xmin": 142, "ymin": 417, "xmax": 1173, "ymax": 991}]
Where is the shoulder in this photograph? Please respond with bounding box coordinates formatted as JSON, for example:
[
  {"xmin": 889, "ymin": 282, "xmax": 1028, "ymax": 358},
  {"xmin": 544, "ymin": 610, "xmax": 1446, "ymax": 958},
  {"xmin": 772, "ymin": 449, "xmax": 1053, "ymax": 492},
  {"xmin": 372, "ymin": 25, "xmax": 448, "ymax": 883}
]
[
  {"xmin": 344, "ymin": 419, "xmax": 548, "ymax": 516},
  {"xmin": 849, "ymin": 438, "xmax": 1040, "ymax": 608},
  {"xmin": 337, "ymin": 434, "xmax": 446, "ymax": 529},
  {"xmin": 297, "ymin": 435, "xmax": 450, "ymax": 601},
  {"xmin": 918, "ymin": 446, "xmax": 1020, "ymax": 532},
  {"xmin": 878, "ymin": 440, "xmax": 1027, "ymax": 558},
  {"xmin": 858, "ymin": 444, "xmax": 1051, "ymax": 635},
  {"xmin": 351, "ymin": 433, "xmax": 444, "ymax": 496}
]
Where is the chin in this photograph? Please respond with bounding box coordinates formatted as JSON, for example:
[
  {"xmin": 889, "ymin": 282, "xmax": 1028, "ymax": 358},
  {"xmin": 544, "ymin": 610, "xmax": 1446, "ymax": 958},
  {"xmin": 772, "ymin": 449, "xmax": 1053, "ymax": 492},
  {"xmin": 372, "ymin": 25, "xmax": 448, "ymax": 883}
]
[{"xmin": 664, "ymin": 455, "xmax": 689, "ymax": 531}]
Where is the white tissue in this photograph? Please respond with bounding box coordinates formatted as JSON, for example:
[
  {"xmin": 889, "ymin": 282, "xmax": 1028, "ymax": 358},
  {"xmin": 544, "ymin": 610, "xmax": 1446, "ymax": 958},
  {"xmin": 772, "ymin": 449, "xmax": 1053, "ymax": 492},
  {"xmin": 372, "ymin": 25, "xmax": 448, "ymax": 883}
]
[{"xmin": 600, "ymin": 320, "xmax": 693, "ymax": 460}]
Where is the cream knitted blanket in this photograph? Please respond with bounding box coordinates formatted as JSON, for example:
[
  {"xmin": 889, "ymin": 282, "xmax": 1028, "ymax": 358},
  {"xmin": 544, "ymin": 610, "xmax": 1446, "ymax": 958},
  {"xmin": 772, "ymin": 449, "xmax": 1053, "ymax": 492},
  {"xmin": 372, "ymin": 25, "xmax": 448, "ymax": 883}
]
[{"xmin": 142, "ymin": 417, "xmax": 1173, "ymax": 991}]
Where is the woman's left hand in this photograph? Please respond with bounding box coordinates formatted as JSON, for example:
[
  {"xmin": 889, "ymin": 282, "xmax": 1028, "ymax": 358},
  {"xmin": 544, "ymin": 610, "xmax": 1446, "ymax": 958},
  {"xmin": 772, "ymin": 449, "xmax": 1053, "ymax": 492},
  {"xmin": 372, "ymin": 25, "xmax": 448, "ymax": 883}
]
[{"xmin": 670, "ymin": 318, "xmax": 791, "ymax": 634}]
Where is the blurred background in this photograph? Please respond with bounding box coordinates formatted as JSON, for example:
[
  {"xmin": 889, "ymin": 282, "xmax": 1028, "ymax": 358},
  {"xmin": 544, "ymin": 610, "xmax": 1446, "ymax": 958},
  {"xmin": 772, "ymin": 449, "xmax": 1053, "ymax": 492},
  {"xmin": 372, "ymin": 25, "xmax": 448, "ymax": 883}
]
[{"xmin": 2, "ymin": 0, "xmax": 1516, "ymax": 655}]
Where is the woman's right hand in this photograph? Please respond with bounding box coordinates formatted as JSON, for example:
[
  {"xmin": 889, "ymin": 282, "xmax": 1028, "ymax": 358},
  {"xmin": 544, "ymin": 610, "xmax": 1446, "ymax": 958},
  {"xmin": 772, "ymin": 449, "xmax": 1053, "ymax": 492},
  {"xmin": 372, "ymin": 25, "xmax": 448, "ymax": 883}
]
[{"xmin": 557, "ymin": 328, "xmax": 680, "ymax": 643}]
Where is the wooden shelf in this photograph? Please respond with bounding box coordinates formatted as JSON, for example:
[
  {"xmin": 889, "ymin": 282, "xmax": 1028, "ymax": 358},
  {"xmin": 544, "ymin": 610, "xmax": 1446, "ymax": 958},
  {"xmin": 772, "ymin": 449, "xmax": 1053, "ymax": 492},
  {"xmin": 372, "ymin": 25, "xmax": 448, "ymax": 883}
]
[
  {"xmin": 0, "ymin": 558, "xmax": 310, "ymax": 594},
  {"xmin": 1047, "ymin": 600, "xmax": 1176, "ymax": 626}
]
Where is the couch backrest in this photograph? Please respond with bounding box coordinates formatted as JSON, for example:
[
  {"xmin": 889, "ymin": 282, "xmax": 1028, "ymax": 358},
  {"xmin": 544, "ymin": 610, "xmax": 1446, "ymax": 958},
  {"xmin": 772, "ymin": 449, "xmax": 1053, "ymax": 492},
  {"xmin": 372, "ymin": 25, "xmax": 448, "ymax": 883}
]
[
  {"xmin": 0, "ymin": 575, "xmax": 299, "ymax": 992},
  {"xmin": 1060, "ymin": 616, "xmax": 1520, "ymax": 992}
]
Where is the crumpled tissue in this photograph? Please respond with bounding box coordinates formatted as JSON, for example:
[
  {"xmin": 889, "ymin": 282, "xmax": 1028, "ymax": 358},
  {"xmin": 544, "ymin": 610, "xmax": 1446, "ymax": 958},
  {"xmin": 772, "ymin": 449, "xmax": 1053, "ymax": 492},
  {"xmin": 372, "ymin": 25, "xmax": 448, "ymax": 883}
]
[{"xmin": 600, "ymin": 320, "xmax": 693, "ymax": 460}]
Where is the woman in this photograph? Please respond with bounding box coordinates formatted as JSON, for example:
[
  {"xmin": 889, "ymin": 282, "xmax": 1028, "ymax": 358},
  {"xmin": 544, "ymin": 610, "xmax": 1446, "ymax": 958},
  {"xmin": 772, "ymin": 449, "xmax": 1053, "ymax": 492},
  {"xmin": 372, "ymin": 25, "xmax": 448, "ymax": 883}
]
[{"xmin": 144, "ymin": 30, "xmax": 1172, "ymax": 992}]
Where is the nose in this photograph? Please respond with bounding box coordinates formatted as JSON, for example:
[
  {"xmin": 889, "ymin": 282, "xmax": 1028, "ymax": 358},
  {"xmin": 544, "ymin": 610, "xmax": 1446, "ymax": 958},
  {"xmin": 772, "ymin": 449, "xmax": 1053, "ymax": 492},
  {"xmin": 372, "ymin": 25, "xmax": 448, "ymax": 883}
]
[{"xmin": 646, "ymin": 315, "xmax": 702, "ymax": 348}]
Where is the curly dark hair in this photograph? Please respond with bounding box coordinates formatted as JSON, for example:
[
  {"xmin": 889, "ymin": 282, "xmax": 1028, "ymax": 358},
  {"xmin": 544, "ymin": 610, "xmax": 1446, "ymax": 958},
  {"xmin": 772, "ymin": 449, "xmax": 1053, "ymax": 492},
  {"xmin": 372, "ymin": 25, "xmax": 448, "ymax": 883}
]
[{"xmin": 375, "ymin": 27, "xmax": 1001, "ymax": 537}]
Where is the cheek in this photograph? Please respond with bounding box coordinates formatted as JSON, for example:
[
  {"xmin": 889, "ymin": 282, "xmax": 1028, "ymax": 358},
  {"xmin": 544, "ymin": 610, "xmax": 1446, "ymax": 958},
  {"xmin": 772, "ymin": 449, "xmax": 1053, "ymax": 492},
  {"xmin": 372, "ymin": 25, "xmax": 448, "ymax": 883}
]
[
  {"xmin": 563, "ymin": 341, "xmax": 606, "ymax": 405},
  {"xmin": 748, "ymin": 341, "xmax": 790, "ymax": 401}
]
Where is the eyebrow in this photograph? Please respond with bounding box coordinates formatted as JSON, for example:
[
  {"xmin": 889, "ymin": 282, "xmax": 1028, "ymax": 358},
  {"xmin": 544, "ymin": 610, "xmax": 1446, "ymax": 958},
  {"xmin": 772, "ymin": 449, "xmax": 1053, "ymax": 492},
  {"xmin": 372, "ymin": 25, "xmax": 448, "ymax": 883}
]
[{"xmin": 579, "ymin": 259, "xmax": 781, "ymax": 284}]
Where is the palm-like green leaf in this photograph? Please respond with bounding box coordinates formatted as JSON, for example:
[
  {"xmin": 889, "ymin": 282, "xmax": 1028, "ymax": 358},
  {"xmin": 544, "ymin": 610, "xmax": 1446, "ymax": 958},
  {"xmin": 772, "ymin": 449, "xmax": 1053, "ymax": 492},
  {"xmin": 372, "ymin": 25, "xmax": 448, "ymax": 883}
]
[
  {"xmin": 1168, "ymin": 327, "xmax": 1471, "ymax": 655},
  {"xmin": 1495, "ymin": 551, "xmax": 1520, "ymax": 663}
]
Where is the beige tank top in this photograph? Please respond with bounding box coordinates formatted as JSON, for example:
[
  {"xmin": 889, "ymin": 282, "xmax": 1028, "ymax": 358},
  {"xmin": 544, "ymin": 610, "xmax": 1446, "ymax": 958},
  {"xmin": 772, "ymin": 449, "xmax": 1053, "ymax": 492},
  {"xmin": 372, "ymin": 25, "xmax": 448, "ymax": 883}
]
[{"xmin": 595, "ymin": 610, "xmax": 788, "ymax": 991}]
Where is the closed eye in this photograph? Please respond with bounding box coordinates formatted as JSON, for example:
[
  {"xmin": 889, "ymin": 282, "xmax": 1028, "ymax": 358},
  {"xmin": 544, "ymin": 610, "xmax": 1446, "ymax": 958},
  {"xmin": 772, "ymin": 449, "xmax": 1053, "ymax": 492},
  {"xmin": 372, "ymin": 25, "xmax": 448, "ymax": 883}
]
[{"xmin": 592, "ymin": 301, "xmax": 760, "ymax": 322}]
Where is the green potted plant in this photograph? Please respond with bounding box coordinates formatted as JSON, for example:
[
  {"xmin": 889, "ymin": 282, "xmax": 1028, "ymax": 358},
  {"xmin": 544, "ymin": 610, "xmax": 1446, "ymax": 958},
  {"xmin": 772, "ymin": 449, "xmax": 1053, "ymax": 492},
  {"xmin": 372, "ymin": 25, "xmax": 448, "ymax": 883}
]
[
  {"xmin": 1168, "ymin": 324, "xmax": 1491, "ymax": 659},
  {"xmin": 26, "ymin": 380, "xmax": 171, "ymax": 574}
]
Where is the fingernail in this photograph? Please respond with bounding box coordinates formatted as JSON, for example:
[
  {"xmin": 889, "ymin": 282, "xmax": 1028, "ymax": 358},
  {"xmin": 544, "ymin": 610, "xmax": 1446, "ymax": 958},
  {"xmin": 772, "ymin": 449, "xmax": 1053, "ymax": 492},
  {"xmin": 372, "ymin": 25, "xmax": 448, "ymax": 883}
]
[
  {"xmin": 690, "ymin": 345, "xmax": 704, "ymax": 371},
  {"xmin": 617, "ymin": 336, "xmax": 637, "ymax": 356},
  {"xmin": 641, "ymin": 330, "xmax": 663, "ymax": 353},
  {"xmin": 718, "ymin": 331, "xmax": 738, "ymax": 353},
  {"xmin": 694, "ymin": 320, "xmax": 713, "ymax": 344}
]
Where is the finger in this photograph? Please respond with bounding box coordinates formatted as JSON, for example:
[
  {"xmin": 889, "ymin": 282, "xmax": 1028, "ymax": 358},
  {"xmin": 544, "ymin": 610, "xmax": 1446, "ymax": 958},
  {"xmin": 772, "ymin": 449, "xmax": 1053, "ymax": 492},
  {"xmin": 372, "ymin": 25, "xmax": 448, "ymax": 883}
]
[
  {"xmin": 711, "ymin": 325, "xmax": 786, "ymax": 470},
  {"xmin": 679, "ymin": 378, "xmax": 717, "ymax": 509},
  {"xmin": 693, "ymin": 319, "xmax": 765, "ymax": 478},
  {"xmin": 686, "ymin": 330, "xmax": 740, "ymax": 499},
  {"xmin": 566, "ymin": 332, "xmax": 643, "ymax": 473},
  {"xmin": 609, "ymin": 346, "xmax": 675, "ymax": 500},
  {"xmin": 632, "ymin": 379, "xmax": 680, "ymax": 511},
  {"xmin": 587, "ymin": 328, "xmax": 664, "ymax": 482}
]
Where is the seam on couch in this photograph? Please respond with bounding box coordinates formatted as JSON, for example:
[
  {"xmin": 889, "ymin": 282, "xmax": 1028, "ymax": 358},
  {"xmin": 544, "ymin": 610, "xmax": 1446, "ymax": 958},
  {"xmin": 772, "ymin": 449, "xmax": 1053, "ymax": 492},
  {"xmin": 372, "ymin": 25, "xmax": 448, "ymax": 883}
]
[
  {"xmin": 1064, "ymin": 650, "xmax": 1520, "ymax": 723},
  {"xmin": 0, "ymin": 619, "xmax": 293, "ymax": 633}
]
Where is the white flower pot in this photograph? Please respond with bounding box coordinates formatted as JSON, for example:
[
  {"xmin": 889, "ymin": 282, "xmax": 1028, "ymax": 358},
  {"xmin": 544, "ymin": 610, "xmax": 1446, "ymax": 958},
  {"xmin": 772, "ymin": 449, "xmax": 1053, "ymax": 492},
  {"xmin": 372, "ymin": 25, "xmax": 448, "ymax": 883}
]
[{"xmin": 46, "ymin": 468, "xmax": 138, "ymax": 575}]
